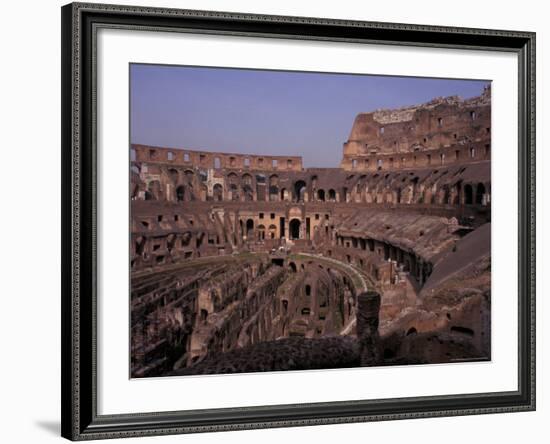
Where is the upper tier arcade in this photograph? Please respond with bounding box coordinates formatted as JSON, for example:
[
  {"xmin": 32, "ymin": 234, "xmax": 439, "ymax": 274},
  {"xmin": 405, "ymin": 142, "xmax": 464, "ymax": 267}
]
[
  {"xmin": 133, "ymin": 144, "xmax": 303, "ymax": 172},
  {"xmin": 341, "ymin": 85, "xmax": 491, "ymax": 171}
]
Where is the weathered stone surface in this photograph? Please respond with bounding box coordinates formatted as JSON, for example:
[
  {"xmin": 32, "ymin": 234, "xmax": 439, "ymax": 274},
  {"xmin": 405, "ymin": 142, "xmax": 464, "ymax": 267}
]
[
  {"xmin": 130, "ymin": 89, "xmax": 491, "ymax": 378},
  {"xmin": 356, "ymin": 291, "xmax": 382, "ymax": 366},
  {"xmin": 171, "ymin": 336, "xmax": 361, "ymax": 376},
  {"xmin": 341, "ymin": 85, "xmax": 491, "ymax": 171}
]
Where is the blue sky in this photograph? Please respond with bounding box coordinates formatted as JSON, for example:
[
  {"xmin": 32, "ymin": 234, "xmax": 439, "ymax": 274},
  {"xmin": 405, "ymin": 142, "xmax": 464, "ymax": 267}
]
[{"xmin": 130, "ymin": 64, "xmax": 489, "ymax": 167}]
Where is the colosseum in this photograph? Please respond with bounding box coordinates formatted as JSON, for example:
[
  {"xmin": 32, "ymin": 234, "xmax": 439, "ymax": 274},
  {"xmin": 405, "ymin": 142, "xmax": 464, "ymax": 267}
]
[{"xmin": 130, "ymin": 85, "xmax": 491, "ymax": 378}]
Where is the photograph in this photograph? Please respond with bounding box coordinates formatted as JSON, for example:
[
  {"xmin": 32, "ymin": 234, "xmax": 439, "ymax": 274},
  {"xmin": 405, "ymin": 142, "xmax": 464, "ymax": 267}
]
[{"xmin": 129, "ymin": 64, "xmax": 492, "ymax": 378}]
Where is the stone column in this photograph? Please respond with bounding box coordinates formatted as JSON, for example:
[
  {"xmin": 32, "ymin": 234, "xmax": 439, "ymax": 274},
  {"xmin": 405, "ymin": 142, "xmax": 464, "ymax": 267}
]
[{"xmin": 356, "ymin": 291, "xmax": 382, "ymax": 366}]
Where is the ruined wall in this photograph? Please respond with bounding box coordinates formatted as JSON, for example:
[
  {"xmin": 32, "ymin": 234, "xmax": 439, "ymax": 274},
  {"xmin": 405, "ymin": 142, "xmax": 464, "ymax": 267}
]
[
  {"xmin": 131, "ymin": 254, "xmax": 364, "ymax": 377},
  {"xmin": 130, "ymin": 88, "xmax": 491, "ymax": 377},
  {"xmin": 133, "ymin": 144, "xmax": 302, "ymax": 171},
  {"xmin": 341, "ymin": 85, "xmax": 491, "ymax": 171},
  {"xmin": 131, "ymin": 203, "xmax": 490, "ymax": 376},
  {"xmin": 131, "ymin": 159, "xmax": 491, "ymax": 214}
]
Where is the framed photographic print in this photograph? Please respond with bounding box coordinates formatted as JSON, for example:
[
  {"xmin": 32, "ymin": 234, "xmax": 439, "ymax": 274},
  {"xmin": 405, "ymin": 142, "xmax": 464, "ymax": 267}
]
[{"xmin": 61, "ymin": 2, "xmax": 536, "ymax": 440}]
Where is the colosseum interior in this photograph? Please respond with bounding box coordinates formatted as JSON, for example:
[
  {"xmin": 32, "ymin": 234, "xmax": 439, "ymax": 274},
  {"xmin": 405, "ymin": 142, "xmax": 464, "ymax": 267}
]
[{"xmin": 130, "ymin": 85, "xmax": 491, "ymax": 378}]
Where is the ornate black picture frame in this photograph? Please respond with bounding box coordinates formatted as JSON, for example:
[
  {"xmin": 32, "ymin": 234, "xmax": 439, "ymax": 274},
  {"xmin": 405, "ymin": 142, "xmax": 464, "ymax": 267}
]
[{"xmin": 61, "ymin": 2, "xmax": 535, "ymax": 440}]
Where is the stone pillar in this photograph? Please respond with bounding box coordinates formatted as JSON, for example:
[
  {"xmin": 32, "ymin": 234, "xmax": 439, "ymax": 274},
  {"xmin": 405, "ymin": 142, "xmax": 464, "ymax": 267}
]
[{"xmin": 356, "ymin": 291, "xmax": 382, "ymax": 366}]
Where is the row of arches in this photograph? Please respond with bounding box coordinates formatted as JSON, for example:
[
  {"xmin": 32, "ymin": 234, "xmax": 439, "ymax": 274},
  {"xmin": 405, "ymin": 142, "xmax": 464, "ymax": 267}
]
[
  {"xmin": 136, "ymin": 165, "xmax": 489, "ymax": 207},
  {"xmin": 174, "ymin": 184, "xmax": 224, "ymax": 202},
  {"xmin": 463, "ymin": 183, "xmax": 486, "ymax": 205},
  {"xmin": 145, "ymin": 179, "xmax": 488, "ymax": 207},
  {"xmin": 334, "ymin": 234, "xmax": 432, "ymax": 286},
  {"xmin": 242, "ymin": 218, "xmax": 302, "ymax": 241},
  {"xmin": 316, "ymin": 189, "xmax": 337, "ymax": 202},
  {"xmin": 345, "ymin": 180, "xmax": 489, "ymax": 206}
]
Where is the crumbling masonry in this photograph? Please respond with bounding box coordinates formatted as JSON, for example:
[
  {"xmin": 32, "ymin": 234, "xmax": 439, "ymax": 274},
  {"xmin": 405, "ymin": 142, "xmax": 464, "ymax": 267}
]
[{"xmin": 131, "ymin": 87, "xmax": 492, "ymax": 377}]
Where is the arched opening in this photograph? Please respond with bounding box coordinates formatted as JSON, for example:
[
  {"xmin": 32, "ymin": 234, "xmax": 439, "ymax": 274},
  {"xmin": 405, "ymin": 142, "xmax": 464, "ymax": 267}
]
[
  {"xmin": 317, "ymin": 189, "xmax": 325, "ymax": 202},
  {"xmin": 294, "ymin": 180, "xmax": 306, "ymax": 202},
  {"xmin": 130, "ymin": 181, "xmax": 139, "ymax": 200},
  {"xmin": 176, "ymin": 185, "xmax": 185, "ymax": 202},
  {"xmin": 367, "ymin": 239, "xmax": 375, "ymax": 252},
  {"xmin": 243, "ymin": 184, "xmax": 254, "ymax": 201},
  {"xmin": 135, "ymin": 236, "xmax": 146, "ymax": 255},
  {"xmin": 168, "ymin": 168, "xmax": 179, "ymax": 184},
  {"xmin": 269, "ymin": 185, "xmax": 279, "ymax": 201},
  {"xmin": 167, "ymin": 234, "xmax": 176, "ymax": 253},
  {"xmin": 305, "ymin": 285, "xmax": 311, "ymax": 296},
  {"xmin": 227, "ymin": 173, "xmax": 239, "ymax": 200},
  {"xmin": 328, "ymin": 189, "xmax": 336, "ymax": 201},
  {"xmin": 255, "ymin": 174, "xmax": 266, "ymax": 201},
  {"xmin": 246, "ymin": 219, "xmax": 254, "ymax": 238},
  {"xmin": 429, "ymin": 188, "xmax": 437, "ymax": 204},
  {"xmin": 464, "ymin": 184, "xmax": 473, "ymax": 205},
  {"xmin": 257, "ymin": 224, "xmax": 266, "ymax": 241},
  {"xmin": 289, "ymin": 219, "xmax": 301, "ymax": 240},
  {"xmin": 242, "ymin": 173, "xmax": 252, "ymax": 185},
  {"xmin": 184, "ymin": 170, "xmax": 194, "ymax": 187},
  {"xmin": 476, "ymin": 183, "xmax": 486, "ymax": 205},
  {"xmin": 289, "ymin": 262, "xmax": 297, "ymax": 273},
  {"xmin": 268, "ymin": 224, "xmax": 277, "ymax": 239},
  {"xmin": 453, "ymin": 182, "xmax": 462, "ymax": 205},
  {"xmin": 443, "ymin": 186, "xmax": 451, "ymax": 205},
  {"xmin": 213, "ymin": 184, "xmax": 223, "ymax": 201},
  {"xmin": 148, "ymin": 180, "xmax": 161, "ymax": 200},
  {"xmin": 355, "ymin": 183, "xmax": 363, "ymax": 202},
  {"xmin": 411, "ymin": 177, "xmax": 419, "ymax": 202},
  {"xmin": 181, "ymin": 232, "xmax": 192, "ymax": 247},
  {"xmin": 230, "ymin": 184, "xmax": 238, "ymax": 201},
  {"xmin": 280, "ymin": 188, "xmax": 286, "ymax": 201}
]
